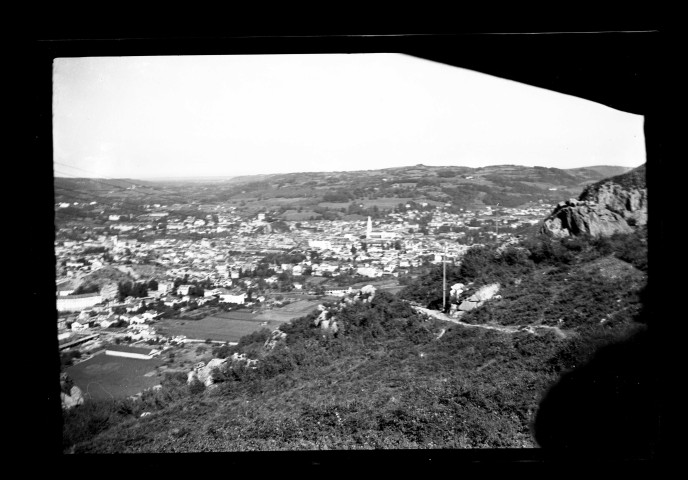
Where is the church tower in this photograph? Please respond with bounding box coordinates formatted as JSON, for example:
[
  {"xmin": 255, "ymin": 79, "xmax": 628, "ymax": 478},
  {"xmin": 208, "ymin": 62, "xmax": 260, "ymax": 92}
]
[{"xmin": 366, "ymin": 216, "xmax": 373, "ymax": 239}]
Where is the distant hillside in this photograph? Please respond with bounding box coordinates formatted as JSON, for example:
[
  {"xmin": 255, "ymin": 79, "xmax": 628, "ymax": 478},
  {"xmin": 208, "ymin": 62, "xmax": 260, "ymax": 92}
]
[
  {"xmin": 54, "ymin": 164, "xmax": 639, "ymax": 222},
  {"xmin": 54, "ymin": 177, "xmax": 160, "ymax": 191},
  {"xmin": 581, "ymin": 163, "xmax": 646, "ymax": 196},
  {"xmin": 566, "ymin": 165, "xmax": 633, "ymax": 180}
]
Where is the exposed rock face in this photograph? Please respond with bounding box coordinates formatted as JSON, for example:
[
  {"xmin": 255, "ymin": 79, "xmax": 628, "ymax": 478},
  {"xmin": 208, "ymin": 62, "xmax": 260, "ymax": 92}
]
[
  {"xmin": 358, "ymin": 285, "xmax": 377, "ymax": 303},
  {"xmin": 187, "ymin": 358, "xmax": 228, "ymax": 387},
  {"xmin": 264, "ymin": 329, "xmax": 287, "ymax": 351},
  {"xmin": 312, "ymin": 286, "xmax": 381, "ymax": 334},
  {"xmin": 456, "ymin": 283, "xmax": 501, "ymax": 314},
  {"xmin": 541, "ymin": 164, "xmax": 647, "ymax": 238},
  {"xmin": 61, "ymin": 386, "xmax": 84, "ymax": 409},
  {"xmin": 541, "ymin": 199, "xmax": 635, "ymax": 238},
  {"xmin": 314, "ymin": 307, "xmax": 339, "ymax": 333},
  {"xmin": 342, "ymin": 285, "xmax": 377, "ymax": 305}
]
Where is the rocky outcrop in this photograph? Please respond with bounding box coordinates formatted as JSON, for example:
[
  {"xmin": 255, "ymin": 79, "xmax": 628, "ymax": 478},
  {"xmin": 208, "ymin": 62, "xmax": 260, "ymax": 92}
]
[
  {"xmin": 310, "ymin": 286, "xmax": 380, "ymax": 335},
  {"xmin": 541, "ymin": 199, "xmax": 636, "ymax": 238},
  {"xmin": 186, "ymin": 358, "xmax": 227, "ymax": 387},
  {"xmin": 60, "ymin": 373, "xmax": 85, "ymax": 409},
  {"xmin": 264, "ymin": 329, "xmax": 287, "ymax": 351},
  {"xmin": 314, "ymin": 306, "xmax": 339, "ymax": 333},
  {"xmin": 187, "ymin": 358, "xmax": 227, "ymax": 386},
  {"xmin": 228, "ymin": 352, "xmax": 259, "ymax": 368},
  {"xmin": 541, "ymin": 164, "xmax": 646, "ymax": 238},
  {"xmin": 61, "ymin": 385, "xmax": 85, "ymax": 409},
  {"xmin": 343, "ymin": 284, "xmax": 376, "ymax": 304},
  {"xmin": 451, "ymin": 283, "xmax": 500, "ymax": 317}
]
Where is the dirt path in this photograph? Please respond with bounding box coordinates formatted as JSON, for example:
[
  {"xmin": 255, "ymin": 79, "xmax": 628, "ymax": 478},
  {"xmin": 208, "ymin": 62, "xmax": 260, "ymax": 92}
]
[{"xmin": 413, "ymin": 306, "xmax": 569, "ymax": 338}]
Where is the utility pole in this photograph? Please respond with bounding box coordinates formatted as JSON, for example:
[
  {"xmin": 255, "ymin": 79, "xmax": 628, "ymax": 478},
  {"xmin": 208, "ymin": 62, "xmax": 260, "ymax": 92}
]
[{"xmin": 442, "ymin": 243, "xmax": 447, "ymax": 312}]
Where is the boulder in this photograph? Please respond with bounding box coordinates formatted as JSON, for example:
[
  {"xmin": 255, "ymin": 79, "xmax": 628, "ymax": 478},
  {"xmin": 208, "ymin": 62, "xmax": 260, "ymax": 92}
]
[
  {"xmin": 61, "ymin": 385, "xmax": 84, "ymax": 409},
  {"xmin": 319, "ymin": 318, "xmax": 339, "ymax": 334},
  {"xmin": 359, "ymin": 285, "xmax": 377, "ymax": 302},
  {"xmin": 450, "ymin": 283, "xmax": 466, "ymax": 301},
  {"xmin": 458, "ymin": 300, "xmax": 479, "ymax": 312},
  {"xmin": 470, "ymin": 283, "xmax": 500, "ymax": 302},
  {"xmin": 264, "ymin": 329, "xmax": 287, "ymax": 351},
  {"xmin": 457, "ymin": 283, "xmax": 500, "ymax": 312},
  {"xmin": 314, "ymin": 309, "xmax": 329, "ymax": 327},
  {"xmin": 188, "ymin": 358, "xmax": 227, "ymax": 386}
]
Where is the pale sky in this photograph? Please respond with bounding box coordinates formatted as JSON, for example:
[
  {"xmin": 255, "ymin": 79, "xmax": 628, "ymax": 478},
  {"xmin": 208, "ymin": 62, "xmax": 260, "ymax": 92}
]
[{"xmin": 53, "ymin": 53, "xmax": 646, "ymax": 179}]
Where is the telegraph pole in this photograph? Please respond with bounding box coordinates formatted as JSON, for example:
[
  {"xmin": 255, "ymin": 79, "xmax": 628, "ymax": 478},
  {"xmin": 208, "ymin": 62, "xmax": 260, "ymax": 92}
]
[{"xmin": 442, "ymin": 243, "xmax": 447, "ymax": 312}]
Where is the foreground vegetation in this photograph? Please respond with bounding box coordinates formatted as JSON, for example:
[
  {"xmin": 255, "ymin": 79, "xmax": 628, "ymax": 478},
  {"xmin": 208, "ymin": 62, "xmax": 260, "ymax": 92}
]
[{"xmin": 61, "ymin": 228, "xmax": 651, "ymax": 453}]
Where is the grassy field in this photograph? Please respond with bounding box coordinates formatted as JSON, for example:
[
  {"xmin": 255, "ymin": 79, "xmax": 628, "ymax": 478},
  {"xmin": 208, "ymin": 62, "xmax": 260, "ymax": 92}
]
[
  {"xmin": 157, "ymin": 317, "xmax": 283, "ymax": 343},
  {"xmin": 67, "ymin": 352, "xmax": 164, "ymax": 400},
  {"xmin": 258, "ymin": 299, "xmax": 322, "ymax": 320},
  {"xmin": 158, "ymin": 300, "xmax": 322, "ymax": 342}
]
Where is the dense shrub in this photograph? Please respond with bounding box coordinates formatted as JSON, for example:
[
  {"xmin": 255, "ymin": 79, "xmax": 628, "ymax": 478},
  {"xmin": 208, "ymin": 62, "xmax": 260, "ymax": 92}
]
[
  {"xmin": 399, "ymin": 244, "xmax": 535, "ymax": 309},
  {"xmin": 590, "ymin": 228, "xmax": 648, "ymax": 271}
]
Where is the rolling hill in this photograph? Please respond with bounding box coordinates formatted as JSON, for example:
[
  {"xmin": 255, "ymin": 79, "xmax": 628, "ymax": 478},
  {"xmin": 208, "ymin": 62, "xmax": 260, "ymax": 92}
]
[{"xmin": 54, "ymin": 164, "xmax": 636, "ymax": 216}]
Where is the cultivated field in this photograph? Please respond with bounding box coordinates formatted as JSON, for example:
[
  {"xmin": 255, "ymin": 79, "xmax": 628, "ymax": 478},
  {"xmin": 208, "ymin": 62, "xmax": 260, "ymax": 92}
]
[
  {"xmin": 158, "ymin": 299, "xmax": 322, "ymax": 342},
  {"xmin": 157, "ymin": 316, "xmax": 282, "ymax": 343},
  {"xmin": 256, "ymin": 299, "xmax": 322, "ymax": 321},
  {"xmin": 67, "ymin": 352, "xmax": 164, "ymax": 400}
]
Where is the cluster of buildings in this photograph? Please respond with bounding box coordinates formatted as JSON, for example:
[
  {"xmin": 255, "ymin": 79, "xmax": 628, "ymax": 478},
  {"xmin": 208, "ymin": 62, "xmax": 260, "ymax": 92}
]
[
  {"xmin": 56, "ymin": 200, "xmax": 554, "ymax": 295},
  {"xmin": 55, "ymin": 200, "xmax": 554, "ymax": 349}
]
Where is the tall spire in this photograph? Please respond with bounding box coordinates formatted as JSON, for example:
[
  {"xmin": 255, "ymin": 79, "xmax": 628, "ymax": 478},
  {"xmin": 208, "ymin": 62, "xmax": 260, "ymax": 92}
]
[{"xmin": 366, "ymin": 216, "xmax": 372, "ymax": 239}]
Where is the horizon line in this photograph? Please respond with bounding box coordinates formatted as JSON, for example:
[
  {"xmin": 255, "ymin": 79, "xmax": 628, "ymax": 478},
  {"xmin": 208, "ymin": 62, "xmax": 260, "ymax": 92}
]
[{"xmin": 53, "ymin": 162, "xmax": 643, "ymax": 181}]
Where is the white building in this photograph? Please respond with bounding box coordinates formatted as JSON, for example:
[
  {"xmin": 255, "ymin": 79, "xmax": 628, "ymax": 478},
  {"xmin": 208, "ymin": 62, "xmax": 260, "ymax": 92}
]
[
  {"xmin": 219, "ymin": 290, "xmax": 247, "ymax": 304},
  {"xmin": 177, "ymin": 284, "xmax": 193, "ymax": 295},
  {"xmin": 309, "ymin": 240, "xmax": 332, "ymax": 250},
  {"xmin": 356, "ymin": 266, "xmax": 383, "ymax": 278}
]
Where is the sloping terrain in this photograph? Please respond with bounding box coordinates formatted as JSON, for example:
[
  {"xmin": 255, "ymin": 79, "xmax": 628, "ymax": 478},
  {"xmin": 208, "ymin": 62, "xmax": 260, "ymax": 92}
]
[{"xmin": 62, "ymin": 227, "xmax": 649, "ymax": 453}]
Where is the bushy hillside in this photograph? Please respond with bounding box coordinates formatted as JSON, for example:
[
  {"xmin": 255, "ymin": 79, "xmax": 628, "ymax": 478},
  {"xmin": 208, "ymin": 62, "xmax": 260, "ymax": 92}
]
[{"xmin": 62, "ymin": 229, "xmax": 650, "ymax": 454}]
